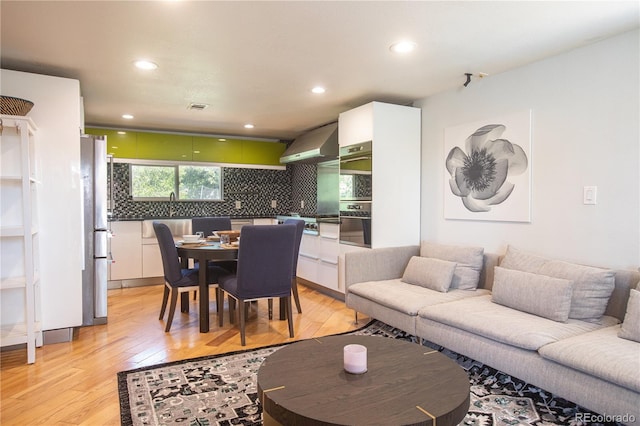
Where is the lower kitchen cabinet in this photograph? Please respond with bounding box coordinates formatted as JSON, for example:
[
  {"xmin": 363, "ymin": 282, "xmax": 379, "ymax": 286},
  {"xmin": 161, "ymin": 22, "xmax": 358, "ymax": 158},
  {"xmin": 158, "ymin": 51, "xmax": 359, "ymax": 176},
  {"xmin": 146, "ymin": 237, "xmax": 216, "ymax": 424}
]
[
  {"xmin": 142, "ymin": 243, "xmax": 164, "ymax": 278},
  {"xmin": 296, "ymin": 223, "xmax": 341, "ymax": 292},
  {"xmin": 298, "ymin": 233, "xmax": 319, "ymax": 284},
  {"xmin": 108, "ymin": 221, "xmax": 142, "ymax": 281}
]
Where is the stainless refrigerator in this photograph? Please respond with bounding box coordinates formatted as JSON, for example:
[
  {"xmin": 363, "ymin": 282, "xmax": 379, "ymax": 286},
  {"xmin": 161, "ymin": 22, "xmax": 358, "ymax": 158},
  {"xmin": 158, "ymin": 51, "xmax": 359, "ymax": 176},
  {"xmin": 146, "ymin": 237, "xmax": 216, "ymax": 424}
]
[{"xmin": 80, "ymin": 135, "xmax": 108, "ymax": 325}]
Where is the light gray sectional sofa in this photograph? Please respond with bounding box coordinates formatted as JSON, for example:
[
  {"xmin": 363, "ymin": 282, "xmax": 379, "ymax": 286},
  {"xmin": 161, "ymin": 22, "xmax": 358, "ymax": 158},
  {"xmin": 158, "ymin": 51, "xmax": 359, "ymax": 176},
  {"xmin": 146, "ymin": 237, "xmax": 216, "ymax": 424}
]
[{"xmin": 345, "ymin": 243, "xmax": 640, "ymax": 425}]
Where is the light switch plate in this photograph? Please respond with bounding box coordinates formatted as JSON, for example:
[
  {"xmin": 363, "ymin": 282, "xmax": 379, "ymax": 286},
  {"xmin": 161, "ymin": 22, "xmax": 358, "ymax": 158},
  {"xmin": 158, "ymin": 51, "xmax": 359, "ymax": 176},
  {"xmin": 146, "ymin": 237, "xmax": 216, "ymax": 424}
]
[
  {"xmin": 583, "ymin": 186, "xmax": 597, "ymax": 205},
  {"xmin": 271, "ymin": 200, "xmax": 277, "ymax": 208},
  {"xmin": 235, "ymin": 200, "xmax": 242, "ymax": 209}
]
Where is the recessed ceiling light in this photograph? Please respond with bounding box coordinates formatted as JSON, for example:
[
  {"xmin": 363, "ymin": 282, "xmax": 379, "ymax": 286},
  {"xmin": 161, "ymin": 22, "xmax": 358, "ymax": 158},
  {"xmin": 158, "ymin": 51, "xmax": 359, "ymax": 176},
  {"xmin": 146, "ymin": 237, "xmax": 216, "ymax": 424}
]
[
  {"xmin": 311, "ymin": 86, "xmax": 326, "ymax": 94},
  {"xmin": 122, "ymin": 114, "xmax": 134, "ymax": 119},
  {"xmin": 134, "ymin": 60, "xmax": 158, "ymax": 70},
  {"xmin": 188, "ymin": 103, "xmax": 209, "ymax": 111},
  {"xmin": 244, "ymin": 124, "xmax": 254, "ymax": 129},
  {"xmin": 389, "ymin": 40, "xmax": 416, "ymax": 54},
  {"xmin": 219, "ymin": 138, "xmax": 227, "ymax": 141},
  {"xmin": 117, "ymin": 131, "xmax": 126, "ymax": 135}
]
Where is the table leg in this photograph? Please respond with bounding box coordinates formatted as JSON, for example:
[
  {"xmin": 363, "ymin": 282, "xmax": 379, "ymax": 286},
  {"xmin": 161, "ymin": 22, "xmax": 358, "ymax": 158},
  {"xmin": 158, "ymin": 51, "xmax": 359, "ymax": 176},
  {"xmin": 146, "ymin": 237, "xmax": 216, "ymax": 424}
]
[{"xmin": 199, "ymin": 255, "xmax": 209, "ymax": 333}]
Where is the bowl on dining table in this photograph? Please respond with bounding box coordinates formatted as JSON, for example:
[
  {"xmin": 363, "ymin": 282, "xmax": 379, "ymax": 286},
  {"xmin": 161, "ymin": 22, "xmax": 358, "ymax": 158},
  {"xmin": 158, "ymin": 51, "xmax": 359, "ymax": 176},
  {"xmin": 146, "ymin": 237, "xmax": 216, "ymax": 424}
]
[{"xmin": 182, "ymin": 234, "xmax": 201, "ymax": 243}]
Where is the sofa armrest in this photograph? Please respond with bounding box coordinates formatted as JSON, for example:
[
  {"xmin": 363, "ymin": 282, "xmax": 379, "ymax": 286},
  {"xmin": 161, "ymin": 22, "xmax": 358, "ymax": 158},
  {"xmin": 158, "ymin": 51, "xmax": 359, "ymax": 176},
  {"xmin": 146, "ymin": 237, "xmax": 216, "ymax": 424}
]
[{"xmin": 344, "ymin": 245, "xmax": 419, "ymax": 291}]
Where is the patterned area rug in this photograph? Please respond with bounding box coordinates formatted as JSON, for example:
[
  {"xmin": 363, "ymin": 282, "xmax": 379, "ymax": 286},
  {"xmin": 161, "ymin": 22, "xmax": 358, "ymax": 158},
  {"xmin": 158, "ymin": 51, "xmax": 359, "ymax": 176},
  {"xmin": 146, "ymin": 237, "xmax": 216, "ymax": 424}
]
[{"xmin": 118, "ymin": 321, "xmax": 619, "ymax": 426}]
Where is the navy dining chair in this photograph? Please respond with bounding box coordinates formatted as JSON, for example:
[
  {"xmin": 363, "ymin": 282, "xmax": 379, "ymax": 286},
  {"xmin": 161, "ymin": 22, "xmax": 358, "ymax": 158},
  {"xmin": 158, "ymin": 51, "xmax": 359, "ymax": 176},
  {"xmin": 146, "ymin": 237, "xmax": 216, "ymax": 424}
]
[
  {"xmin": 191, "ymin": 216, "xmax": 237, "ymax": 297},
  {"xmin": 217, "ymin": 224, "xmax": 297, "ymax": 346},
  {"xmin": 283, "ymin": 218, "xmax": 305, "ymax": 314},
  {"xmin": 192, "ymin": 216, "xmax": 232, "ymax": 237},
  {"xmin": 154, "ymin": 221, "xmax": 228, "ymax": 332}
]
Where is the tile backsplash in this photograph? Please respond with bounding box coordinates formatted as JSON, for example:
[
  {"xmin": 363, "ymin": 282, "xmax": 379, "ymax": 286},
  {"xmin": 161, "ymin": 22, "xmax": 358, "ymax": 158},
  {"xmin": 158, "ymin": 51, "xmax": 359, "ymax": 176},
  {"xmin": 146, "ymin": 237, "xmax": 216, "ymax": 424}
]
[{"xmin": 109, "ymin": 162, "xmax": 318, "ymax": 218}]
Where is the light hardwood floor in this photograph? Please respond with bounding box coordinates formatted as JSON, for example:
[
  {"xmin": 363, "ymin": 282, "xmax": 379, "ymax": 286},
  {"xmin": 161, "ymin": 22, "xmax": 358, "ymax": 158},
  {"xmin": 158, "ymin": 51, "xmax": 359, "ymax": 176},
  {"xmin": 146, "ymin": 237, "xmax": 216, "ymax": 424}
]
[{"xmin": 0, "ymin": 283, "xmax": 368, "ymax": 425}]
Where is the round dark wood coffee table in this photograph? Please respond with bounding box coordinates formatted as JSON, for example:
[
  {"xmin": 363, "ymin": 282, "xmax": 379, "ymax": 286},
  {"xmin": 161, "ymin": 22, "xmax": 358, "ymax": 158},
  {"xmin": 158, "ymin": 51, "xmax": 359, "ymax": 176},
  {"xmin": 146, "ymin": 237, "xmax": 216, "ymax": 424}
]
[{"xmin": 257, "ymin": 334, "xmax": 469, "ymax": 426}]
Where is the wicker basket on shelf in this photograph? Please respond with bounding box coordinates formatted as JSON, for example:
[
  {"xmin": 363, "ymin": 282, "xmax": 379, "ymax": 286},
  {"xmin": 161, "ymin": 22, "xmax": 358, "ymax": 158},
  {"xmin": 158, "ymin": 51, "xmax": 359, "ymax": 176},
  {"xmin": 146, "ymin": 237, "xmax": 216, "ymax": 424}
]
[{"xmin": 1, "ymin": 96, "xmax": 34, "ymax": 116}]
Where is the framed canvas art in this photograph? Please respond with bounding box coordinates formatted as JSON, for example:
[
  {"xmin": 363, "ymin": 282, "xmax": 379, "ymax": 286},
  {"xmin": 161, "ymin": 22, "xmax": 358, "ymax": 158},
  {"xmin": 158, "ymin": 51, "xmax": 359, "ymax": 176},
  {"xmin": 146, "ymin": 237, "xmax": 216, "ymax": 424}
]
[{"xmin": 444, "ymin": 110, "xmax": 532, "ymax": 222}]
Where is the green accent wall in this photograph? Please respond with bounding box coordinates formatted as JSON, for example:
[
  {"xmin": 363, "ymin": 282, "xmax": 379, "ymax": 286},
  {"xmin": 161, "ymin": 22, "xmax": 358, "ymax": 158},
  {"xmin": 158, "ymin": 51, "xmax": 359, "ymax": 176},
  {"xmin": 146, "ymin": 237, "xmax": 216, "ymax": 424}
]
[{"xmin": 86, "ymin": 128, "xmax": 286, "ymax": 166}]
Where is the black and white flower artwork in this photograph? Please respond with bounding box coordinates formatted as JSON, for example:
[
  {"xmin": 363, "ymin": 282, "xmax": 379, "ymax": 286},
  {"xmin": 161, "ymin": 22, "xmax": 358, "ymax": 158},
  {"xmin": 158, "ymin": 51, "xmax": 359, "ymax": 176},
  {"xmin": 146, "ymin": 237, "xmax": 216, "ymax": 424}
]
[{"xmin": 444, "ymin": 111, "xmax": 531, "ymax": 222}]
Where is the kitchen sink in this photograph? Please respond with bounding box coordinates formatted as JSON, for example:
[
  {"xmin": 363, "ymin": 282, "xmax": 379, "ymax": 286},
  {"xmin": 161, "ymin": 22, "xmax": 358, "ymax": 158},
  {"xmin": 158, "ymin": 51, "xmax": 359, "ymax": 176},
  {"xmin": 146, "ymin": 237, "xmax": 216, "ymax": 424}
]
[{"xmin": 142, "ymin": 219, "xmax": 192, "ymax": 238}]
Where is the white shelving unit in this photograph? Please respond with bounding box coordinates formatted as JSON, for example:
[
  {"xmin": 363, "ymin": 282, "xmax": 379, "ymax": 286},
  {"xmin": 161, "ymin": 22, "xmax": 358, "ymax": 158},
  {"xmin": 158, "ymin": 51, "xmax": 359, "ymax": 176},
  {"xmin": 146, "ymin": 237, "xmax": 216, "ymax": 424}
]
[{"xmin": 1, "ymin": 115, "xmax": 42, "ymax": 364}]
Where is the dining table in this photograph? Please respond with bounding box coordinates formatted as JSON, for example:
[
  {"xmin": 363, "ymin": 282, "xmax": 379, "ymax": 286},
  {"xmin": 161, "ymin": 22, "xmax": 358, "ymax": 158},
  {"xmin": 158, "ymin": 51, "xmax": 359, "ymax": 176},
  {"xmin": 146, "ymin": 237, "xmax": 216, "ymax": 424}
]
[{"xmin": 176, "ymin": 241, "xmax": 238, "ymax": 332}]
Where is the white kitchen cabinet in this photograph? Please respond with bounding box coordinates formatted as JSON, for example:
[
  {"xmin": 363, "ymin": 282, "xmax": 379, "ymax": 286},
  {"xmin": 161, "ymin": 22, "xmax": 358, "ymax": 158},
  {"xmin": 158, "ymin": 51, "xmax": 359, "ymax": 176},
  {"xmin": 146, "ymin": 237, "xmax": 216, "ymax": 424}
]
[
  {"xmin": 338, "ymin": 104, "xmax": 374, "ymax": 147},
  {"xmin": 142, "ymin": 242, "xmax": 164, "ymax": 278},
  {"xmin": 338, "ymin": 102, "xmax": 421, "ymax": 248},
  {"xmin": 108, "ymin": 221, "xmax": 142, "ymax": 280},
  {"xmin": 253, "ymin": 218, "xmax": 276, "ymax": 225},
  {"xmin": 317, "ymin": 223, "xmax": 339, "ymax": 291},
  {"xmin": 0, "ymin": 116, "xmax": 42, "ymax": 363},
  {"xmin": 296, "ymin": 223, "xmax": 341, "ymax": 292},
  {"xmin": 297, "ymin": 233, "xmax": 319, "ymax": 284}
]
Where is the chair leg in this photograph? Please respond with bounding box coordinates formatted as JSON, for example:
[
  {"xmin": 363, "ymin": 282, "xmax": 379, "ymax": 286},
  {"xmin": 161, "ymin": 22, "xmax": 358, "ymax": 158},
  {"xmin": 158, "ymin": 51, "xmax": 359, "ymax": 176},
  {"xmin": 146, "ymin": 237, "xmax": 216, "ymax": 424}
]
[
  {"xmin": 229, "ymin": 296, "xmax": 236, "ymax": 324},
  {"xmin": 239, "ymin": 299, "xmax": 247, "ymax": 346},
  {"xmin": 217, "ymin": 288, "xmax": 224, "ymax": 326},
  {"xmin": 292, "ymin": 278, "xmax": 302, "ymax": 314},
  {"xmin": 165, "ymin": 289, "xmax": 179, "ymax": 332},
  {"xmin": 159, "ymin": 284, "xmax": 170, "ymax": 320},
  {"xmin": 286, "ymin": 296, "xmax": 294, "ymax": 338}
]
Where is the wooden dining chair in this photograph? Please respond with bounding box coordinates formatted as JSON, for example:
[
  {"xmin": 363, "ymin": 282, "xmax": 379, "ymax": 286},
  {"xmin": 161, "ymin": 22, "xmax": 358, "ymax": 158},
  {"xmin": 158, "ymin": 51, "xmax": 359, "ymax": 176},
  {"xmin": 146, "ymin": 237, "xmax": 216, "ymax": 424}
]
[
  {"xmin": 153, "ymin": 221, "xmax": 228, "ymax": 332},
  {"xmin": 217, "ymin": 224, "xmax": 297, "ymax": 345}
]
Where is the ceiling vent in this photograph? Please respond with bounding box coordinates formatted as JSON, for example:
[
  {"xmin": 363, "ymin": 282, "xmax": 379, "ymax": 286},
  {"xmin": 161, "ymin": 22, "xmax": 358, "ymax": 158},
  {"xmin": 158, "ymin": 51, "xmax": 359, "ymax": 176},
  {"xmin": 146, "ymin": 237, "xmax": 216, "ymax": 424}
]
[{"xmin": 188, "ymin": 103, "xmax": 209, "ymax": 111}]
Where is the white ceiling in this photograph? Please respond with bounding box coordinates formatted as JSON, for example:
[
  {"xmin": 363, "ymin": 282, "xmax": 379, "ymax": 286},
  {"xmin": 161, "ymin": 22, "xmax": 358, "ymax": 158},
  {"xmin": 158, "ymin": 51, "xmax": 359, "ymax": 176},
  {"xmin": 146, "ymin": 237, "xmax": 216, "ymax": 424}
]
[{"xmin": 1, "ymin": 1, "xmax": 638, "ymax": 140}]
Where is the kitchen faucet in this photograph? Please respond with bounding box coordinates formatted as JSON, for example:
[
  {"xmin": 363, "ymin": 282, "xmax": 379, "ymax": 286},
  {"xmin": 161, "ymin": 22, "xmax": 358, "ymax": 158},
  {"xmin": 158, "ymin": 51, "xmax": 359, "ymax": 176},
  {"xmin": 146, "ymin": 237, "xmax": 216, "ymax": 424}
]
[{"xmin": 169, "ymin": 191, "xmax": 176, "ymax": 217}]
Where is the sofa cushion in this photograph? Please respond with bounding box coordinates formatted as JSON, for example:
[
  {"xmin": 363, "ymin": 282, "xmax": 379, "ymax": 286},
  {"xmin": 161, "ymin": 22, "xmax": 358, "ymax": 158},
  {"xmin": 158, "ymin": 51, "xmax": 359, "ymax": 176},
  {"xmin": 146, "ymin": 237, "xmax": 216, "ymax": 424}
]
[
  {"xmin": 348, "ymin": 279, "xmax": 489, "ymax": 316},
  {"xmin": 492, "ymin": 267, "xmax": 573, "ymax": 322},
  {"xmin": 499, "ymin": 245, "xmax": 548, "ymax": 272},
  {"xmin": 401, "ymin": 256, "xmax": 456, "ymax": 292},
  {"xmin": 618, "ymin": 289, "xmax": 640, "ymax": 343},
  {"xmin": 539, "ymin": 260, "xmax": 615, "ymax": 322},
  {"xmin": 539, "ymin": 325, "xmax": 640, "ymax": 393},
  {"xmin": 420, "ymin": 242, "xmax": 484, "ymax": 290},
  {"xmin": 499, "ymin": 246, "xmax": 615, "ymax": 322},
  {"xmin": 418, "ymin": 295, "xmax": 618, "ymax": 351}
]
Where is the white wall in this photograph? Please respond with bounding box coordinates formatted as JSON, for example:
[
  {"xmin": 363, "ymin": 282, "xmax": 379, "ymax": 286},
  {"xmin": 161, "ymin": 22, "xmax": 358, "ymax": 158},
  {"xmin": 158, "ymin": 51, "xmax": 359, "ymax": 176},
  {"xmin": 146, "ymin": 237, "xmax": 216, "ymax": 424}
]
[
  {"xmin": 415, "ymin": 30, "xmax": 639, "ymax": 270},
  {"xmin": 1, "ymin": 69, "xmax": 84, "ymax": 330}
]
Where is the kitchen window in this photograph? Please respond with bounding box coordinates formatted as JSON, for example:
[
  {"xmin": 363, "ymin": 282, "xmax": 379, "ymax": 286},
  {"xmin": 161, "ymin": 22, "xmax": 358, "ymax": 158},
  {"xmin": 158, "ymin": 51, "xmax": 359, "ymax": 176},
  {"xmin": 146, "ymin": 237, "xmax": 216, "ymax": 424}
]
[{"xmin": 131, "ymin": 163, "xmax": 223, "ymax": 201}]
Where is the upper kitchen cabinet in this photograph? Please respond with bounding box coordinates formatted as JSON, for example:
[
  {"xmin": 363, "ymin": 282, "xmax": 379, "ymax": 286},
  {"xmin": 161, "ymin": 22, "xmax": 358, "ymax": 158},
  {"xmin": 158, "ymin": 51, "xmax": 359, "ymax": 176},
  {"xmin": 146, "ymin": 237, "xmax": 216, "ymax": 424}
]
[
  {"xmin": 137, "ymin": 132, "xmax": 193, "ymax": 161},
  {"xmin": 192, "ymin": 136, "xmax": 243, "ymax": 163},
  {"xmin": 338, "ymin": 101, "xmax": 421, "ymax": 248},
  {"xmin": 338, "ymin": 103, "xmax": 375, "ymax": 147},
  {"xmin": 241, "ymin": 140, "xmax": 286, "ymax": 166},
  {"xmin": 192, "ymin": 137, "xmax": 285, "ymax": 166},
  {"xmin": 86, "ymin": 129, "xmax": 137, "ymax": 158},
  {"xmin": 86, "ymin": 128, "xmax": 286, "ymax": 166}
]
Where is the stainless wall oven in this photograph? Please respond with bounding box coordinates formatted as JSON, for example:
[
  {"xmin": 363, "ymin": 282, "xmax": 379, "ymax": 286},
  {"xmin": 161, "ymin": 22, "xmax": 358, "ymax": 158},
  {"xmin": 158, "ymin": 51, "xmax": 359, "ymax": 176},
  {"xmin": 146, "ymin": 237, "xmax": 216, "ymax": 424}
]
[
  {"xmin": 339, "ymin": 201, "xmax": 371, "ymax": 247},
  {"xmin": 339, "ymin": 141, "xmax": 373, "ymax": 247}
]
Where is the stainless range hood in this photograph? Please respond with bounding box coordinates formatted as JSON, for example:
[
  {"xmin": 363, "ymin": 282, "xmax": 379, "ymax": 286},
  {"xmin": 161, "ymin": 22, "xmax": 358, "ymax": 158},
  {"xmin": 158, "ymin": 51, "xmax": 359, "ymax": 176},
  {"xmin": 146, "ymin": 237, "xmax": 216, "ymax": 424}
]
[{"xmin": 280, "ymin": 122, "xmax": 338, "ymax": 164}]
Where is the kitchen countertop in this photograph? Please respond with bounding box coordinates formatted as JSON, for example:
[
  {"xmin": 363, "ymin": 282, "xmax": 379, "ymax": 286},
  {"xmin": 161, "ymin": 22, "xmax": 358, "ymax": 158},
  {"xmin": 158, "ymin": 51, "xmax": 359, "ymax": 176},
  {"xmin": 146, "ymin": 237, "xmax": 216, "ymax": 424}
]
[{"xmin": 108, "ymin": 215, "xmax": 278, "ymax": 222}]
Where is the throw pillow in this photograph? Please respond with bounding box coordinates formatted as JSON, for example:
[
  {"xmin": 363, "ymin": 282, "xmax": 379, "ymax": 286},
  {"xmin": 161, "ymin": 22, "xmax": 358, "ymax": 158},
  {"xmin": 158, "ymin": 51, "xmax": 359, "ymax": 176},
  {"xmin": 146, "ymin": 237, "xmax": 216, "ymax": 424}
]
[
  {"xmin": 491, "ymin": 267, "xmax": 574, "ymax": 322},
  {"xmin": 618, "ymin": 289, "xmax": 640, "ymax": 343},
  {"xmin": 538, "ymin": 260, "xmax": 615, "ymax": 322},
  {"xmin": 401, "ymin": 256, "xmax": 457, "ymax": 292},
  {"xmin": 420, "ymin": 242, "xmax": 484, "ymax": 290},
  {"xmin": 499, "ymin": 245, "xmax": 549, "ymax": 273}
]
